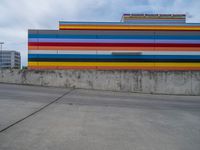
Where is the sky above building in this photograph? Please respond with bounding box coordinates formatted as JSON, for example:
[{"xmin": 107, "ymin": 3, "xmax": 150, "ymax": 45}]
[{"xmin": 0, "ymin": 0, "xmax": 200, "ymax": 66}]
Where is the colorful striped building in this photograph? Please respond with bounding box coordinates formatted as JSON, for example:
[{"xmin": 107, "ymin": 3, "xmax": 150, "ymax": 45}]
[{"xmin": 28, "ymin": 14, "xmax": 200, "ymax": 70}]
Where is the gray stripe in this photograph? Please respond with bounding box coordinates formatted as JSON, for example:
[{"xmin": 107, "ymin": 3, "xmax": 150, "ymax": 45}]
[
  {"xmin": 29, "ymin": 30, "xmax": 155, "ymax": 35},
  {"xmin": 29, "ymin": 29, "xmax": 200, "ymax": 36}
]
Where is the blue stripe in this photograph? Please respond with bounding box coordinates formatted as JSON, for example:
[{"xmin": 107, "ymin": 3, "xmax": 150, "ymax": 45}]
[
  {"xmin": 28, "ymin": 34, "xmax": 200, "ymax": 40},
  {"xmin": 28, "ymin": 54, "xmax": 200, "ymax": 60},
  {"xmin": 28, "ymin": 38, "xmax": 200, "ymax": 44}
]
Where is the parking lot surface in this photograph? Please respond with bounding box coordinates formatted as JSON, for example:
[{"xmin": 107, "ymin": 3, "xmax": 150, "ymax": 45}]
[{"xmin": 0, "ymin": 83, "xmax": 200, "ymax": 150}]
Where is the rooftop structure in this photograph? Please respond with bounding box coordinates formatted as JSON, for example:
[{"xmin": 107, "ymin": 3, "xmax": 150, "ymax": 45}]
[{"xmin": 121, "ymin": 14, "xmax": 186, "ymax": 24}]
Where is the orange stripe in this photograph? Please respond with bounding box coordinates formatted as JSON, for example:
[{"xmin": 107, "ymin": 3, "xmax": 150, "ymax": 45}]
[
  {"xmin": 97, "ymin": 66, "xmax": 200, "ymax": 70},
  {"xmin": 59, "ymin": 24, "xmax": 199, "ymax": 28},
  {"xmin": 28, "ymin": 46, "xmax": 154, "ymax": 50},
  {"xmin": 29, "ymin": 66, "xmax": 200, "ymax": 71},
  {"xmin": 155, "ymin": 47, "xmax": 200, "ymax": 51},
  {"xmin": 28, "ymin": 46, "xmax": 200, "ymax": 51},
  {"xmin": 153, "ymin": 67, "xmax": 200, "ymax": 70}
]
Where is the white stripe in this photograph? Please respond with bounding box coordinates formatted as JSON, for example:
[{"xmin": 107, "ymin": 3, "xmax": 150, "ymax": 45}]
[
  {"xmin": 29, "ymin": 50, "xmax": 96, "ymax": 54},
  {"xmin": 58, "ymin": 50, "xmax": 96, "ymax": 54},
  {"xmin": 29, "ymin": 50, "xmax": 58, "ymax": 54},
  {"xmin": 97, "ymin": 51, "xmax": 200, "ymax": 55}
]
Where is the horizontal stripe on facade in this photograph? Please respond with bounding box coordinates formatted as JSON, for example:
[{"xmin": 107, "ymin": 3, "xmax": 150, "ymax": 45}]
[
  {"xmin": 28, "ymin": 46, "xmax": 200, "ymax": 51},
  {"xmin": 28, "ymin": 62, "xmax": 200, "ymax": 68},
  {"xmin": 28, "ymin": 50, "xmax": 200, "ymax": 55},
  {"xmin": 59, "ymin": 29, "xmax": 200, "ymax": 33},
  {"xmin": 29, "ymin": 50, "xmax": 97, "ymax": 54},
  {"xmin": 58, "ymin": 23, "xmax": 200, "ymax": 27},
  {"xmin": 28, "ymin": 42, "xmax": 200, "ymax": 47},
  {"xmin": 59, "ymin": 20, "xmax": 200, "ymax": 24},
  {"xmin": 59, "ymin": 29, "xmax": 200, "ymax": 32},
  {"xmin": 28, "ymin": 66, "xmax": 200, "ymax": 71},
  {"xmin": 28, "ymin": 58, "xmax": 200, "ymax": 62},
  {"xmin": 28, "ymin": 54, "xmax": 200, "ymax": 59},
  {"xmin": 28, "ymin": 38, "xmax": 200, "ymax": 44},
  {"xmin": 59, "ymin": 25, "xmax": 200, "ymax": 31},
  {"xmin": 28, "ymin": 29, "xmax": 200, "ymax": 36},
  {"xmin": 59, "ymin": 21, "xmax": 195, "ymax": 25},
  {"xmin": 28, "ymin": 54, "xmax": 200, "ymax": 62},
  {"xmin": 58, "ymin": 24, "xmax": 200, "ymax": 27},
  {"xmin": 28, "ymin": 34, "xmax": 200, "ymax": 40},
  {"xmin": 29, "ymin": 62, "xmax": 200, "ymax": 67}
]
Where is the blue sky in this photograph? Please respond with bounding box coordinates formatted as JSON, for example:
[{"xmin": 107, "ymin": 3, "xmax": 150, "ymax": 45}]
[{"xmin": 0, "ymin": 0, "xmax": 200, "ymax": 66}]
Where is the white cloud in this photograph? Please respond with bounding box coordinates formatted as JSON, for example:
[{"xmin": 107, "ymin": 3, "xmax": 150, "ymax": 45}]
[{"xmin": 0, "ymin": 0, "xmax": 200, "ymax": 66}]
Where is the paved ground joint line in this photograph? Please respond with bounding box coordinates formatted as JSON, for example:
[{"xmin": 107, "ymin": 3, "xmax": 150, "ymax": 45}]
[{"xmin": 0, "ymin": 88, "xmax": 75, "ymax": 133}]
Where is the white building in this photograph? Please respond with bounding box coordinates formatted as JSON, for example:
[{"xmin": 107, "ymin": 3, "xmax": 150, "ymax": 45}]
[{"xmin": 0, "ymin": 50, "xmax": 21, "ymax": 69}]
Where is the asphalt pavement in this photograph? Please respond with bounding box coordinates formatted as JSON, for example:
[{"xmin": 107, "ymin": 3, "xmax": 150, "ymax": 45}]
[{"xmin": 0, "ymin": 83, "xmax": 200, "ymax": 150}]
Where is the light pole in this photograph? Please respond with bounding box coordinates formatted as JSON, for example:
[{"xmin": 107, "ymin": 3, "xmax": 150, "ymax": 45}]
[{"xmin": 0, "ymin": 42, "xmax": 4, "ymax": 69}]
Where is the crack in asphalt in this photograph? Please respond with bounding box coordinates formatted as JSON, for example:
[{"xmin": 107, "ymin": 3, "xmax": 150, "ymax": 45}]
[{"xmin": 0, "ymin": 88, "xmax": 75, "ymax": 133}]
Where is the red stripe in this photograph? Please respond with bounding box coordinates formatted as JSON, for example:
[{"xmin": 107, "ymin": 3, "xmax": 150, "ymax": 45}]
[{"xmin": 28, "ymin": 42, "xmax": 200, "ymax": 47}]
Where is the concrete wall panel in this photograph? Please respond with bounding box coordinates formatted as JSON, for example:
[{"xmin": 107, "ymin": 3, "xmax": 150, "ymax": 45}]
[{"xmin": 1, "ymin": 69, "xmax": 200, "ymax": 95}]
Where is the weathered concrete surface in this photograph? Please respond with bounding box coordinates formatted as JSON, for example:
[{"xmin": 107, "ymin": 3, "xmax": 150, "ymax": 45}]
[
  {"xmin": 0, "ymin": 69, "xmax": 200, "ymax": 95},
  {"xmin": 0, "ymin": 84, "xmax": 200, "ymax": 150}
]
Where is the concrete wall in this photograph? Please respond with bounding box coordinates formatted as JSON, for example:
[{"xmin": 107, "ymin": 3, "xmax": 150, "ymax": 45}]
[{"xmin": 0, "ymin": 69, "xmax": 200, "ymax": 95}]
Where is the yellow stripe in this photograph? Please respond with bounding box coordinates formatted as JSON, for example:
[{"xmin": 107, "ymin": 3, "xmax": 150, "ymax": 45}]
[
  {"xmin": 29, "ymin": 62, "xmax": 155, "ymax": 67},
  {"xmin": 155, "ymin": 63, "xmax": 200, "ymax": 67},
  {"xmin": 59, "ymin": 25, "xmax": 200, "ymax": 31},
  {"xmin": 28, "ymin": 62, "xmax": 200, "ymax": 67}
]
